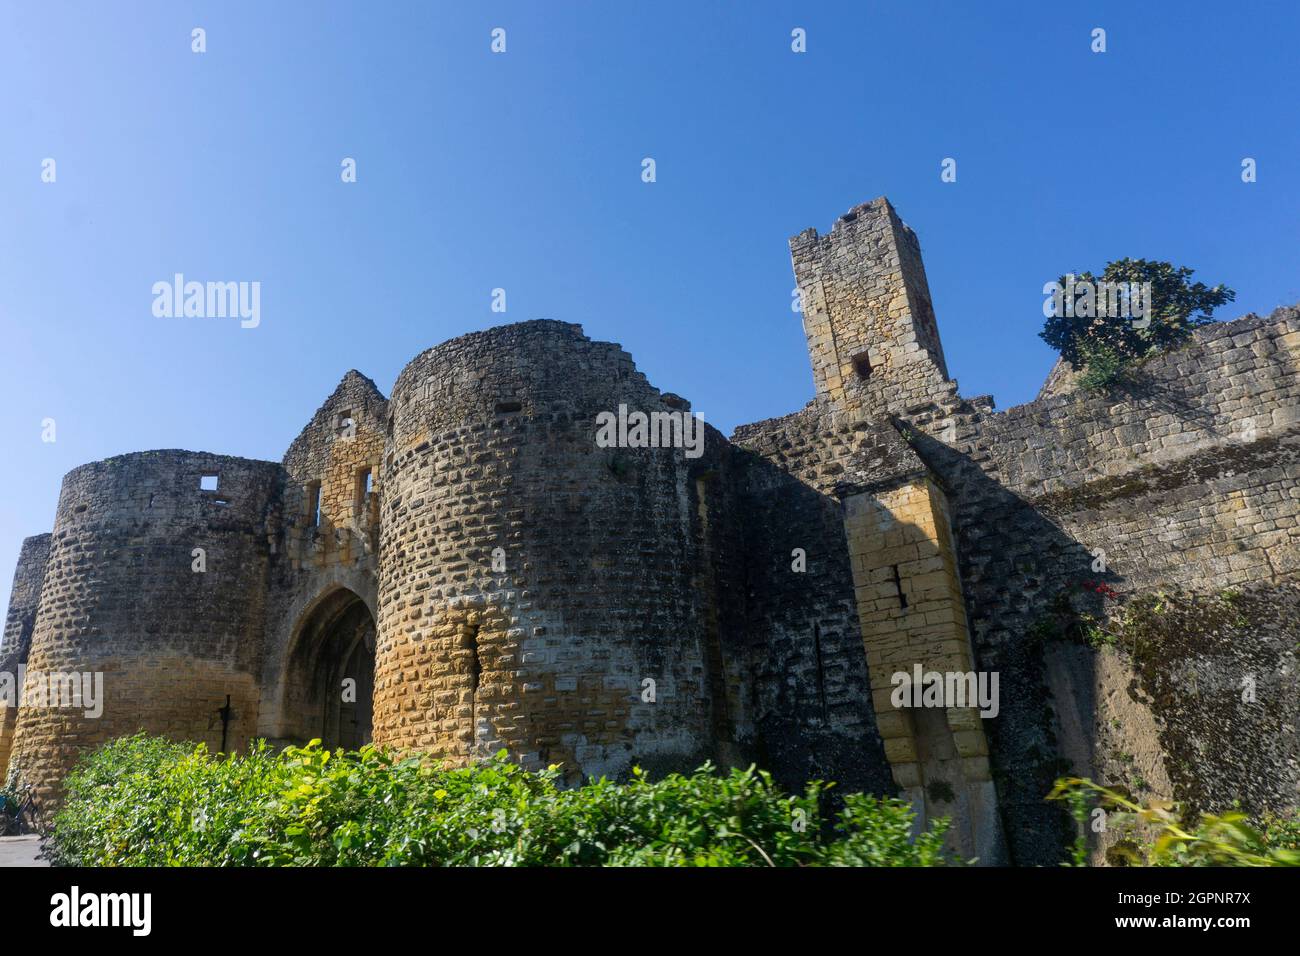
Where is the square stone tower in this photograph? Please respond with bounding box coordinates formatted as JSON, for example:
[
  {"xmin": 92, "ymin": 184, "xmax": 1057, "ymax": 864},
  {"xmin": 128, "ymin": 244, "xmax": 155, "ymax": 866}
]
[{"xmin": 791, "ymin": 197, "xmax": 951, "ymax": 415}]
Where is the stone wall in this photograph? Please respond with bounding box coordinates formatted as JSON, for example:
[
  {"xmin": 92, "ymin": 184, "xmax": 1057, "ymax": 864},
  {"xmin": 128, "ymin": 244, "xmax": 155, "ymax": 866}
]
[
  {"xmin": 375, "ymin": 321, "xmax": 743, "ymax": 782},
  {"xmin": 6, "ymin": 452, "xmax": 283, "ymax": 804},
  {"xmin": 257, "ymin": 371, "xmax": 387, "ymax": 746},
  {"xmin": 281, "ymin": 369, "xmax": 388, "ymax": 570},
  {"xmin": 841, "ymin": 477, "xmax": 1002, "ymax": 861},
  {"xmin": 730, "ymin": 403, "xmax": 1002, "ymax": 856},
  {"xmin": 731, "ymin": 198, "xmax": 995, "ymax": 834},
  {"xmin": 727, "ymin": 407, "xmax": 898, "ymax": 797},
  {"xmin": 0, "ymin": 534, "xmax": 51, "ymax": 780},
  {"xmin": 901, "ymin": 306, "xmax": 1300, "ymax": 863},
  {"xmin": 745, "ymin": 199, "xmax": 1300, "ymax": 863},
  {"xmin": 1, "ymin": 535, "xmax": 51, "ymax": 672}
]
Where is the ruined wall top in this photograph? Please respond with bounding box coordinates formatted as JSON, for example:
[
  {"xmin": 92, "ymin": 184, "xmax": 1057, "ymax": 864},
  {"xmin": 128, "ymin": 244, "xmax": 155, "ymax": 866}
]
[
  {"xmin": 390, "ymin": 319, "xmax": 675, "ymax": 435},
  {"xmin": 958, "ymin": 306, "xmax": 1300, "ymax": 498},
  {"xmin": 790, "ymin": 197, "xmax": 953, "ymax": 417},
  {"xmin": 283, "ymin": 369, "xmax": 388, "ymax": 482}
]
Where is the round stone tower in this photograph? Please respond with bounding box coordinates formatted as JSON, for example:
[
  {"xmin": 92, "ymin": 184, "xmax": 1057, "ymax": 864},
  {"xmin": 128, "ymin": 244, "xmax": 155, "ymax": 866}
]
[
  {"xmin": 7, "ymin": 451, "xmax": 282, "ymax": 802},
  {"xmin": 374, "ymin": 320, "xmax": 734, "ymax": 781}
]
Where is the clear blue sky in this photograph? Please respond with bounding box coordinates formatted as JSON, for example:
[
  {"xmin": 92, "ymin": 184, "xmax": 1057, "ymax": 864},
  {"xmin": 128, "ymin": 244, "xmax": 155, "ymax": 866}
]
[{"xmin": 2, "ymin": 1, "xmax": 1298, "ymax": 615}]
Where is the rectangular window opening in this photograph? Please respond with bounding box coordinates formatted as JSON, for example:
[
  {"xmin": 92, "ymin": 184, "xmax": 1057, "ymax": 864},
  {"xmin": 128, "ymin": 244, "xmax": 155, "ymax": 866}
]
[
  {"xmin": 851, "ymin": 352, "xmax": 872, "ymax": 380},
  {"xmin": 200, "ymin": 474, "xmax": 219, "ymax": 492}
]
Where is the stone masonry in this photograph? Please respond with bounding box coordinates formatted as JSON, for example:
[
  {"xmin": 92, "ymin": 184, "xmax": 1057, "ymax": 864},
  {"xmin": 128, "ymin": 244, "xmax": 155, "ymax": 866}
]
[{"xmin": 2, "ymin": 197, "xmax": 1297, "ymax": 864}]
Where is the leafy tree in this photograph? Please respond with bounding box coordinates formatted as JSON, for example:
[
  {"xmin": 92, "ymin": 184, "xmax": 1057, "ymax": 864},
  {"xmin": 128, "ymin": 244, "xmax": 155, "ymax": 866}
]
[{"xmin": 1040, "ymin": 259, "xmax": 1235, "ymax": 387}]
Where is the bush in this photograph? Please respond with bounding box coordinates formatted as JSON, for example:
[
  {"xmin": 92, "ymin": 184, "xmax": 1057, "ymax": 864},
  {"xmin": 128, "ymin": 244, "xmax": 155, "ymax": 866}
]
[
  {"xmin": 46, "ymin": 734, "xmax": 952, "ymax": 867},
  {"xmin": 1049, "ymin": 777, "xmax": 1300, "ymax": 867},
  {"xmin": 1074, "ymin": 339, "xmax": 1130, "ymax": 393},
  {"xmin": 1260, "ymin": 810, "xmax": 1300, "ymax": 853}
]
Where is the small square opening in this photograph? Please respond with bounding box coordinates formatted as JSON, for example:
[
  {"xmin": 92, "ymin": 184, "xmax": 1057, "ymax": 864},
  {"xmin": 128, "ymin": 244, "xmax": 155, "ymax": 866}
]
[
  {"xmin": 851, "ymin": 352, "xmax": 872, "ymax": 380},
  {"xmin": 200, "ymin": 475, "xmax": 219, "ymax": 492},
  {"xmin": 337, "ymin": 409, "xmax": 355, "ymax": 436}
]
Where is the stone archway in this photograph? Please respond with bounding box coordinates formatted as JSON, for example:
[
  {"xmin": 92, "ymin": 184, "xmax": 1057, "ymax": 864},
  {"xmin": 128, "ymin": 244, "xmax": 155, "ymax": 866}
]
[{"xmin": 281, "ymin": 586, "xmax": 376, "ymax": 750}]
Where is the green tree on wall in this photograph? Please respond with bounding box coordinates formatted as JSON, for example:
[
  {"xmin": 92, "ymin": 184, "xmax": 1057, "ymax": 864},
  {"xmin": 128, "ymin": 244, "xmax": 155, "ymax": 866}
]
[{"xmin": 1040, "ymin": 259, "xmax": 1235, "ymax": 390}]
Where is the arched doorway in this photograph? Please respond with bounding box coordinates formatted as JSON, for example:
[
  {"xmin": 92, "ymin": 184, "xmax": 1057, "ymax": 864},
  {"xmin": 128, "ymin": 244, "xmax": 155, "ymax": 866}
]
[{"xmin": 282, "ymin": 587, "xmax": 376, "ymax": 750}]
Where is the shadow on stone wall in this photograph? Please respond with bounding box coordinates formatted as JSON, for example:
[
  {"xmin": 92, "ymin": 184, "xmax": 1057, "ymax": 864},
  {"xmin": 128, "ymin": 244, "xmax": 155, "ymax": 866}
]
[
  {"xmin": 904, "ymin": 428, "xmax": 1115, "ymax": 865},
  {"xmin": 728, "ymin": 445, "xmax": 897, "ymax": 802}
]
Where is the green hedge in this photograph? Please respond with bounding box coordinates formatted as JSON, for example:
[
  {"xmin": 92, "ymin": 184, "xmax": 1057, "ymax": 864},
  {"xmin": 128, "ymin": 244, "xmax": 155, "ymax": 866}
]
[{"xmin": 46, "ymin": 734, "xmax": 952, "ymax": 867}]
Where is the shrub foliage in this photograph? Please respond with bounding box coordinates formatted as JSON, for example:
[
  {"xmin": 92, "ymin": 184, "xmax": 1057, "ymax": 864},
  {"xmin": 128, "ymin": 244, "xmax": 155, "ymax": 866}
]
[
  {"xmin": 1039, "ymin": 259, "xmax": 1234, "ymax": 389},
  {"xmin": 1049, "ymin": 777, "xmax": 1300, "ymax": 867},
  {"xmin": 46, "ymin": 735, "xmax": 952, "ymax": 867}
]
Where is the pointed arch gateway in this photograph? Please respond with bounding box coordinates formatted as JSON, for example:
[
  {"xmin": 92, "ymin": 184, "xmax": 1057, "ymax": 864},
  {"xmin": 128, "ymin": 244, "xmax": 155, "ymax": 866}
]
[{"xmin": 280, "ymin": 586, "xmax": 376, "ymax": 750}]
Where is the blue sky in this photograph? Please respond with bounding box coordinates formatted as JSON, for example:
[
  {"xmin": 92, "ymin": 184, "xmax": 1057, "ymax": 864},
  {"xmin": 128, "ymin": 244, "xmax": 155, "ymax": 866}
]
[{"xmin": 2, "ymin": 1, "xmax": 1298, "ymax": 614}]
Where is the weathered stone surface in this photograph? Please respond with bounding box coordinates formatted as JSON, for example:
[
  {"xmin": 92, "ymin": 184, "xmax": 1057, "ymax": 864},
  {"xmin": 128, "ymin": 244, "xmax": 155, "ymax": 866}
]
[
  {"xmin": 736, "ymin": 199, "xmax": 1299, "ymax": 863},
  {"xmin": 0, "ymin": 534, "xmax": 51, "ymax": 777},
  {"xmin": 1, "ymin": 197, "xmax": 1295, "ymax": 868}
]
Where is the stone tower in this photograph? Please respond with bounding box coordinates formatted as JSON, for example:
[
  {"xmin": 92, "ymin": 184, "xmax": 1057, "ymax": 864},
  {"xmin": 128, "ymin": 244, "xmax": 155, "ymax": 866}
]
[
  {"xmin": 791, "ymin": 197, "xmax": 952, "ymax": 416},
  {"xmin": 374, "ymin": 321, "xmax": 738, "ymax": 781},
  {"xmin": 789, "ymin": 198, "xmax": 1004, "ymax": 861}
]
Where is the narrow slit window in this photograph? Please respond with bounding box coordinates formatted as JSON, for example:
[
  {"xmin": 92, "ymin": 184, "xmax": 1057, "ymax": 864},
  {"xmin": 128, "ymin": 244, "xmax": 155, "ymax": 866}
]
[
  {"xmin": 892, "ymin": 564, "xmax": 908, "ymax": 610},
  {"xmin": 467, "ymin": 624, "xmax": 482, "ymax": 694},
  {"xmin": 812, "ymin": 623, "xmax": 828, "ymax": 720},
  {"xmin": 466, "ymin": 623, "xmax": 483, "ymax": 741},
  {"xmin": 306, "ymin": 481, "xmax": 323, "ymax": 528},
  {"xmin": 356, "ymin": 468, "xmax": 373, "ymax": 509}
]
